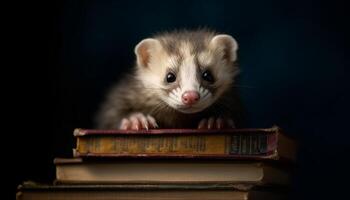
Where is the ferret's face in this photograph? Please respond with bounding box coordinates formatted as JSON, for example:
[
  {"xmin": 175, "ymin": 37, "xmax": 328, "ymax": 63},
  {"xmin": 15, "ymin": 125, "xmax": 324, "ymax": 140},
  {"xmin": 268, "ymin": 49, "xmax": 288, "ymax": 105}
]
[{"xmin": 135, "ymin": 33, "xmax": 239, "ymax": 114}]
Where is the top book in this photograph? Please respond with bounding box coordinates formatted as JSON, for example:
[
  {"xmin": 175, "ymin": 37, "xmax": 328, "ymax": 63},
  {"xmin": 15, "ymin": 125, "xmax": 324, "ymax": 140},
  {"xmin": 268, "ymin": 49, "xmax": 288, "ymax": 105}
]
[{"xmin": 73, "ymin": 126, "xmax": 297, "ymax": 162}]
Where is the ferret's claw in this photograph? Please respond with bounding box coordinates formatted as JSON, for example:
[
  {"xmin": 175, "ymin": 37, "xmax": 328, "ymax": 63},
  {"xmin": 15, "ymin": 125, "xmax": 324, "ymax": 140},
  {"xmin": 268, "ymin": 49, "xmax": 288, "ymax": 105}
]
[
  {"xmin": 146, "ymin": 115, "xmax": 159, "ymax": 129},
  {"xmin": 129, "ymin": 115, "xmax": 141, "ymax": 130},
  {"xmin": 207, "ymin": 117, "xmax": 215, "ymax": 129},
  {"xmin": 198, "ymin": 119, "xmax": 208, "ymax": 129},
  {"xmin": 120, "ymin": 118, "xmax": 131, "ymax": 130},
  {"xmin": 197, "ymin": 117, "xmax": 235, "ymax": 129},
  {"xmin": 216, "ymin": 118, "xmax": 224, "ymax": 129},
  {"xmin": 119, "ymin": 113, "xmax": 158, "ymax": 130}
]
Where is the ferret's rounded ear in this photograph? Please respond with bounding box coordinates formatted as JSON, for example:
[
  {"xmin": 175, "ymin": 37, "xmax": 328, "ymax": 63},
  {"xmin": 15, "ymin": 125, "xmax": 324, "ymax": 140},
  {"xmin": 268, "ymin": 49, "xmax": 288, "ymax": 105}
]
[
  {"xmin": 134, "ymin": 38, "xmax": 161, "ymax": 68},
  {"xmin": 210, "ymin": 34, "xmax": 238, "ymax": 63}
]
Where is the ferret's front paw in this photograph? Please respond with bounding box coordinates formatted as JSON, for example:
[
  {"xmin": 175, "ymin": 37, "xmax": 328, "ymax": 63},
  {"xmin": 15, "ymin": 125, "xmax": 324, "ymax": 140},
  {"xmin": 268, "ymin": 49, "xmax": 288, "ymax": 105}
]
[
  {"xmin": 198, "ymin": 117, "xmax": 235, "ymax": 129},
  {"xmin": 119, "ymin": 113, "xmax": 158, "ymax": 130}
]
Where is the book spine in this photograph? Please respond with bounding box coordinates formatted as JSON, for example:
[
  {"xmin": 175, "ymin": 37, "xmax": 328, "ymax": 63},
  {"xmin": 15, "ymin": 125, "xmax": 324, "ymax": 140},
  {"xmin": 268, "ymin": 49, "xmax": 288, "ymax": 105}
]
[{"xmin": 75, "ymin": 133, "xmax": 276, "ymax": 158}]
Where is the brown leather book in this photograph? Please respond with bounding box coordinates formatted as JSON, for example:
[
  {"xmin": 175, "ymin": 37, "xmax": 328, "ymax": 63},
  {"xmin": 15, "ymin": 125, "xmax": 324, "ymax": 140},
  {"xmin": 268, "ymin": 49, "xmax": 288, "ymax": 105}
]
[
  {"xmin": 17, "ymin": 181, "xmax": 289, "ymax": 200},
  {"xmin": 73, "ymin": 126, "xmax": 297, "ymax": 161},
  {"xmin": 54, "ymin": 158, "xmax": 291, "ymax": 185}
]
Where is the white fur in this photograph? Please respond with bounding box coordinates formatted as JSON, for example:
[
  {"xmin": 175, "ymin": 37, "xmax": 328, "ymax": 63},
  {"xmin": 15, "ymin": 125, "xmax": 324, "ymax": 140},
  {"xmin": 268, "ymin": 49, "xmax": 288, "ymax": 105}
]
[
  {"xmin": 160, "ymin": 42, "xmax": 216, "ymax": 113},
  {"xmin": 134, "ymin": 34, "xmax": 239, "ymax": 114},
  {"xmin": 179, "ymin": 42, "xmax": 199, "ymax": 92}
]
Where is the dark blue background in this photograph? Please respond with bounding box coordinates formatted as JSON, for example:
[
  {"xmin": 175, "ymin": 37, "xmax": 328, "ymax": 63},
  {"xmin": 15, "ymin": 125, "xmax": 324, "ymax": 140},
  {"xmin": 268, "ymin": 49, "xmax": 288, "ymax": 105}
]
[{"xmin": 11, "ymin": 0, "xmax": 348, "ymax": 199}]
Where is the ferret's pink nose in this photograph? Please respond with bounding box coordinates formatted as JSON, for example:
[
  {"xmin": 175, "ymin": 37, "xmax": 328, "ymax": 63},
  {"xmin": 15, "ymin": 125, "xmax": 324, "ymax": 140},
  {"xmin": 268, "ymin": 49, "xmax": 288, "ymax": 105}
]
[{"xmin": 181, "ymin": 91, "xmax": 200, "ymax": 105}]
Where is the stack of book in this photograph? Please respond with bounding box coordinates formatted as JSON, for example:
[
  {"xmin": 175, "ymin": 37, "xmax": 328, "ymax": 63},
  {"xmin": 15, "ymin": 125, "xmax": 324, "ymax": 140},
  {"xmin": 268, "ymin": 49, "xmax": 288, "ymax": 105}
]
[{"xmin": 16, "ymin": 126, "xmax": 297, "ymax": 200}]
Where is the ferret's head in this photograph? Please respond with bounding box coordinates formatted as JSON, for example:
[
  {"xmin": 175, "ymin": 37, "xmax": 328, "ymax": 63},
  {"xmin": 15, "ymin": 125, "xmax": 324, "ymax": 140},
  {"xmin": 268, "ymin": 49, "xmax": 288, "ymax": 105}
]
[{"xmin": 134, "ymin": 30, "xmax": 239, "ymax": 114}]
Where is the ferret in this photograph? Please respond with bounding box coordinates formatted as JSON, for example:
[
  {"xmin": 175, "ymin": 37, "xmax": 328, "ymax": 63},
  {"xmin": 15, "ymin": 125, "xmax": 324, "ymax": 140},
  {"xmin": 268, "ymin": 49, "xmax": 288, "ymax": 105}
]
[{"xmin": 95, "ymin": 29, "xmax": 244, "ymax": 130}]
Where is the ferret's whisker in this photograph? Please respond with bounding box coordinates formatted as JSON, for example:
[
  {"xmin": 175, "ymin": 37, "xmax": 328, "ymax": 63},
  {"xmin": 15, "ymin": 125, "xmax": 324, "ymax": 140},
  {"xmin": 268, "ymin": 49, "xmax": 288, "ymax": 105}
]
[
  {"xmin": 96, "ymin": 30, "xmax": 244, "ymax": 129},
  {"xmin": 150, "ymin": 102, "xmax": 167, "ymax": 116}
]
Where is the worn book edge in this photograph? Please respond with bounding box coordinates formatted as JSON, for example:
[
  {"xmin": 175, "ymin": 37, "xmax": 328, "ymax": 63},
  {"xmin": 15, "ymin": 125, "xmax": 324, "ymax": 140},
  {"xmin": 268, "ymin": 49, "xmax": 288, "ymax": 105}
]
[{"xmin": 73, "ymin": 126, "xmax": 281, "ymax": 136}]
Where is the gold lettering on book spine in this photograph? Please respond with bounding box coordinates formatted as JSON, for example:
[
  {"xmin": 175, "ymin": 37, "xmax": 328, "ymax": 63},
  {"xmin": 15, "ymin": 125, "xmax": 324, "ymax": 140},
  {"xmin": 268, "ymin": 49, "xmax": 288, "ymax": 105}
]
[{"xmin": 78, "ymin": 135, "xmax": 229, "ymax": 155}]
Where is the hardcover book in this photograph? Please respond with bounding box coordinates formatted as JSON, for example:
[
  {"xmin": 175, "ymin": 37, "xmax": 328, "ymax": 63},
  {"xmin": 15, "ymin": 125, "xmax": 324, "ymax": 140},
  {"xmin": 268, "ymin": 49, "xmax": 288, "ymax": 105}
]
[
  {"xmin": 54, "ymin": 158, "xmax": 291, "ymax": 185},
  {"xmin": 16, "ymin": 181, "xmax": 289, "ymax": 200},
  {"xmin": 73, "ymin": 126, "xmax": 297, "ymax": 161}
]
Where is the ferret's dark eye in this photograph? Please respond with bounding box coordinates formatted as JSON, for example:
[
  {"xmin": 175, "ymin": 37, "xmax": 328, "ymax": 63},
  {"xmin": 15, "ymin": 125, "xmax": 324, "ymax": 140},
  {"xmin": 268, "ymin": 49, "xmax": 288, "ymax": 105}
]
[
  {"xmin": 202, "ymin": 70, "xmax": 214, "ymax": 83},
  {"xmin": 166, "ymin": 72, "xmax": 176, "ymax": 83}
]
